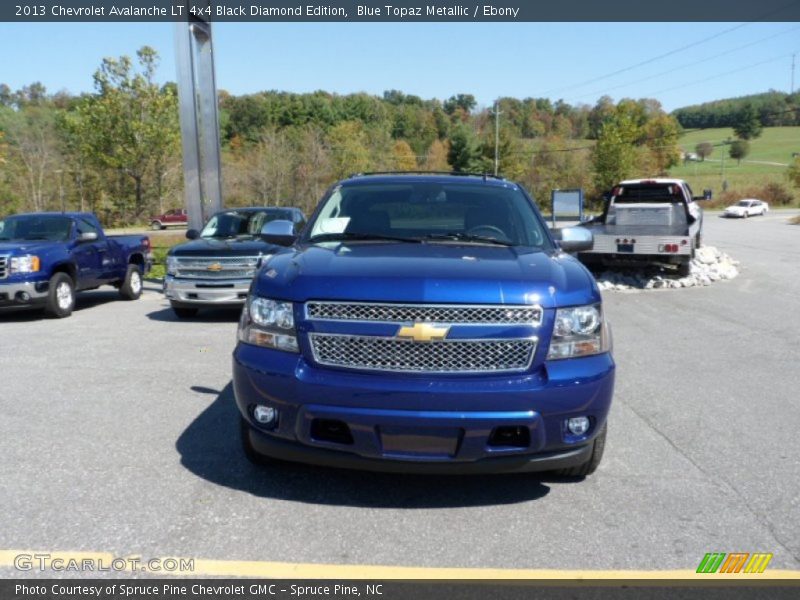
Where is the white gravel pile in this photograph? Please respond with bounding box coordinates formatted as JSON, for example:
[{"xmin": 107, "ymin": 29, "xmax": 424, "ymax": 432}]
[{"xmin": 593, "ymin": 246, "xmax": 739, "ymax": 292}]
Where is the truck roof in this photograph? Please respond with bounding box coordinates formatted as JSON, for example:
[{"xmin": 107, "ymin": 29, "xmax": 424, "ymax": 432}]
[
  {"xmin": 343, "ymin": 172, "xmax": 518, "ymax": 189},
  {"xmin": 618, "ymin": 178, "xmax": 687, "ymax": 185},
  {"xmin": 10, "ymin": 211, "xmax": 97, "ymax": 217}
]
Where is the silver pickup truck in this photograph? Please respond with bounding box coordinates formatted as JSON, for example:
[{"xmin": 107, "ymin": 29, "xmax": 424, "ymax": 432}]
[{"xmin": 579, "ymin": 178, "xmax": 705, "ymax": 277}]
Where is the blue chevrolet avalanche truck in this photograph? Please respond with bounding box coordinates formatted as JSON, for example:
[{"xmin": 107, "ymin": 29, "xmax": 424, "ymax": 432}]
[
  {"xmin": 234, "ymin": 174, "xmax": 615, "ymax": 476},
  {"xmin": 0, "ymin": 212, "xmax": 150, "ymax": 318}
]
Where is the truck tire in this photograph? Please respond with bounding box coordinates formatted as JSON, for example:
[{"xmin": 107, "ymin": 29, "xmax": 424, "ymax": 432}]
[
  {"xmin": 119, "ymin": 264, "xmax": 143, "ymax": 300},
  {"xmin": 44, "ymin": 272, "xmax": 76, "ymax": 318},
  {"xmin": 171, "ymin": 304, "xmax": 198, "ymax": 319},
  {"xmin": 150, "ymin": 220, "xmax": 163, "ymax": 230},
  {"xmin": 241, "ymin": 417, "xmax": 278, "ymax": 466},
  {"xmin": 552, "ymin": 423, "xmax": 606, "ymax": 477},
  {"xmin": 677, "ymin": 260, "xmax": 691, "ymax": 278}
]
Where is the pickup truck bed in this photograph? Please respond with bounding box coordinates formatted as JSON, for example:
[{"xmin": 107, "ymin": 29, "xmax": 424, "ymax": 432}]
[{"xmin": 579, "ymin": 179, "xmax": 704, "ymax": 276}]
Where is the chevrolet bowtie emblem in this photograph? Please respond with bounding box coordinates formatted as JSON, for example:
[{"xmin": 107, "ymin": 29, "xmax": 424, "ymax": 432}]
[
  {"xmin": 396, "ymin": 323, "xmax": 450, "ymax": 343},
  {"xmin": 207, "ymin": 263, "xmax": 223, "ymax": 272}
]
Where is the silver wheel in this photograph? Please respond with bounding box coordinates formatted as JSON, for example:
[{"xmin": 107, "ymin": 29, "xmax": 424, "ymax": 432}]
[
  {"xmin": 130, "ymin": 270, "xmax": 142, "ymax": 294},
  {"xmin": 56, "ymin": 281, "xmax": 73, "ymax": 310}
]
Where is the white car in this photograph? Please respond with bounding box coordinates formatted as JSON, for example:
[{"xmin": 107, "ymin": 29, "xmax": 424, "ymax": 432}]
[{"xmin": 723, "ymin": 199, "xmax": 769, "ymax": 218}]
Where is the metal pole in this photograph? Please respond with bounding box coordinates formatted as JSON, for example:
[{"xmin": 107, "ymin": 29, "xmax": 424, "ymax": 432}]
[
  {"xmin": 174, "ymin": 7, "xmax": 223, "ymax": 232},
  {"xmin": 492, "ymin": 101, "xmax": 502, "ymax": 176}
]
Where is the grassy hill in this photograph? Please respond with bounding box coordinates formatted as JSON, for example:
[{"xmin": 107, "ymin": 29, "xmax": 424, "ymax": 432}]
[{"xmin": 669, "ymin": 126, "xmax": 799, "ymax": 200}]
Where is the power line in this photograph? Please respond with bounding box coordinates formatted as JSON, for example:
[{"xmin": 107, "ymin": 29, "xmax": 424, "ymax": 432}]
[
  {"xmin": 539, "ymin": 22, "xmax": 752, "ymax": 97},
  {"xmin": 644, "ymin": 51, "xmax": 797, "ymax": 97},
  {"xmin": 570, "ymin": 25, "xmax": 800, "ymax": 103},
  {"xmin": 539, "ymin": 2, "xmax": 800, "ymax": 98}
]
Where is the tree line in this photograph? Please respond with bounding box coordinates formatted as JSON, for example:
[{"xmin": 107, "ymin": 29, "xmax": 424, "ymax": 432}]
[
  {"xmin": 4, "ymin": 46, "xmax": 790, "ymax": 226},
  {"xmin": 673, "ymin": 91, "xmax": 800, "ymax": 129}
]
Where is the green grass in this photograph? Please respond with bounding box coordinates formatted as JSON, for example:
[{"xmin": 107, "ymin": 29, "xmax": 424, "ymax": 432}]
[
  {"xmin": 669, "ymin": 126, "xmax": 800, "ymax": 203},
  {"xmin": 676, "ymin": 126, "xmax": 799, "ymax": 167},
  {"xmin": 147, "ymin": 233, "xmax": 186, "ymax": 280}
]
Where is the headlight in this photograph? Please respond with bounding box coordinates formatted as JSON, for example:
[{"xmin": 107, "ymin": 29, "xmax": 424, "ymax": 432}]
[
  {"xmin": 238, "ymin": 296, "xmax": 298, "ymax": 352},
  {"xmin": 547, "ymin": 304, "xmax": 610, "ymax": 360},
  {"xmin": 9, "ymin": 255, "xmax": 40, "ymax": 274},
  {"xmin": 166, "ymin": 256, "xmax": 179, "ymax": 276}
]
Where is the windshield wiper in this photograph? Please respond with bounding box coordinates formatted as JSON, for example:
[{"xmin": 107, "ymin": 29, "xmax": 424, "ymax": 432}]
[
  {"xmin": 423, "ymin": 232, "xmax": 514, "ymax": 246},
  {"xmin": 308, "ymin": 232, "xmax": 422, "ymax": 244},
  {"xmin": 22, "ymin": 236, "xmax": 50, "ymax": 241}
]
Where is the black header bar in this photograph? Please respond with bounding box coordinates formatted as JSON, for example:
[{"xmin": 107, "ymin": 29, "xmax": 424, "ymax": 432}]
[{"xmin": 3, "ymin": 0, "xmax": 800, "ymax": 22}]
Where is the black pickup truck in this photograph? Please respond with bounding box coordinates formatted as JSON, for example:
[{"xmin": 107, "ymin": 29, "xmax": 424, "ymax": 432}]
[{"xmin": 163, "ymin": 207, "xmax": 306, "ymax": 318}]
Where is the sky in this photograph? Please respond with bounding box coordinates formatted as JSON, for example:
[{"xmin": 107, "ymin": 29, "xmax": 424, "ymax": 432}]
[{"xmin": 0, "ymin": 21, "xmax": 797, "ymax": 111}]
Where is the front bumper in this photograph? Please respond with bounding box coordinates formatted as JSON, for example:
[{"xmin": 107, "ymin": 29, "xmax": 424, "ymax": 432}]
[
  {"xmin": 233, "ymin": 344, "xmax": 615, "ymax": 473},
  {"xmin": 163, "ymin": 275, "xmax": 251, "ymax": 305},
  {"xmin": 0, "ymin": 280, "xmax": 48, "ymax": 310}
]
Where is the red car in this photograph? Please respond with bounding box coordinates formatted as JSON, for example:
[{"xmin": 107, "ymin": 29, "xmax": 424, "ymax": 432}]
[{"xmin": 150, "ymin": 209, "xmax": 188, "ymax": 230}]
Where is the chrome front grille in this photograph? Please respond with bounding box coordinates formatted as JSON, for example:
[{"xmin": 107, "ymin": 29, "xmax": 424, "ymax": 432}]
[
  {"xmin": 306, "ymin": 302, "xmax": 542, "ymax": 325},
  {"xmin": 0, "ymin": 255, "xmax": 8, "ymax": 279},
  {"xmin": 309, "ymin": 333, "xmax": 537, "ymax": 374},
  {"xmin": 173, "ymin": 256, "xmax": 261, "ymax": 279}
]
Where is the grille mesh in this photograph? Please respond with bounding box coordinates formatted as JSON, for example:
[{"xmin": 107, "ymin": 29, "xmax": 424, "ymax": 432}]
[
  {"xmin": 173, "ymin": 256, "xmax": 259, "ymax": 279},
  {"xmin": 0, "ymin": 256, "xmax": 7, "ymax": 280},
  {"xmin": 306, "ymin": 302, "xmax": 542, "ymax": 325},
  {"xmin": 310, "ymin": 333, "xmax": 536, "ymax": 373}
]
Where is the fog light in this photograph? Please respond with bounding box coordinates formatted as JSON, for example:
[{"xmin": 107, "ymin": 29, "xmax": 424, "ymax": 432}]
[
  {"xmin": 252, "ymin": 405, "xmax": 277, "ymax": 425},
  {"xmin": 567, "ymin": 417, "xmax": 590, "ymax": 436}
]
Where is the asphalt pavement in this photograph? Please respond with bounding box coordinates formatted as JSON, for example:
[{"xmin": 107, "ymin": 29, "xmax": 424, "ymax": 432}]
[{"xmin": 1, "ymin": 210, "xmax": 798, "ymax": 576}]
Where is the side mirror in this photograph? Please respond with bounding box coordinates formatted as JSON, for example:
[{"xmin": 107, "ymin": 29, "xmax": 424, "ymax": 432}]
[
  {"xmin": 693, "ymin": 189, "xmax": 713, "ymax": 201},
  {"xmin": 186, "ymin": 229, "xmax": 200, "ymax": 240},
  {"xmin": 555, "ymin": 226, "xmax": 594, "ymax": 253},
  {"xmin": 77, "ymin": 232, "xmax": 98, "ymax": 243},
  {"xmin": 260, "ymin": 220, "xmax": 296, "ymax": 247}
]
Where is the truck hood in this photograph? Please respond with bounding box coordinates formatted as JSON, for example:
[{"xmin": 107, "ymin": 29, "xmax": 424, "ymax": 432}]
[
  {"xmin": 0, "ymin": 241, "xmax": 67, "ymax": 255},
  {"xmin": 254, "ymin": 243, "xmax": 599, "ymax": 309},
  {"xmin": 169, "ymin": 236, "xmax": 279, "ymax": 257}
]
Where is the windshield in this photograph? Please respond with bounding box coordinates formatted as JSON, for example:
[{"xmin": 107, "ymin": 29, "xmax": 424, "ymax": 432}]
[
  {"xmin": 736, "ymin": 201, "xmax": 752, "ymax": 207},
  {"xmin": 0, "ymin": 215, "xmax": 73, "ymax": 242},
  {"xmin": 306, "ymin": 181, "xmax": 551, "ymax": 248},
  {"xmin": 200, "ymin": 209, "xmax": 292, "ymax": 239}
]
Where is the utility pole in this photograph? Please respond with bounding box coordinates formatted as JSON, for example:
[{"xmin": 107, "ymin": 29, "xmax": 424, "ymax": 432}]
[{"xmin": 491, "ymin": 100, "xmax": 502, "ymax": 176}]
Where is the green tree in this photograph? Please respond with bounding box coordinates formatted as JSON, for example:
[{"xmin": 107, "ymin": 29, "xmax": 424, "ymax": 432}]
[
  {"xmin": 641, "ymin": 113, "xmax": 681, "ymax": 174},
  {"xmin": 695, "ymin": 142, "xmax": 713, "ymax": 161},
  {"xmin": 392, "ymin": 140, "xmax": 418, "ymax": 171},
  {"xmin": 592, "ymin": 108, "xmax": 639, "ymax": 192},
  {"xmin": 2, "ymin": 105, "xmax": 60, "ymax": 212},
  {"xmin": 327, "ymin": 121, "xmax": 371, "ymax": 178},
  {"xmin": 729, "ymin": 139, "xmax": 750, "ymax": 165},
  {"xmin": 732, "ymin": 103, "xmax": 763, "ymax": 140},
  {"xmin": 65, "ymin": 47, "xmax": 180, "ymax": 220},
  {"xmin": 447, "ymin": 123, "xmax": 482, "ymax": 172},
  {"xmin": 423, "ymin": 139, "xmax": 450, "ymax": 171},
  {"xmin": 443, "ymin": 94, "xmax": 476, "ymax": 116},
  {"xmin": 522, "ymin": 136, "xmax": 593, "ymax": 210}
]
